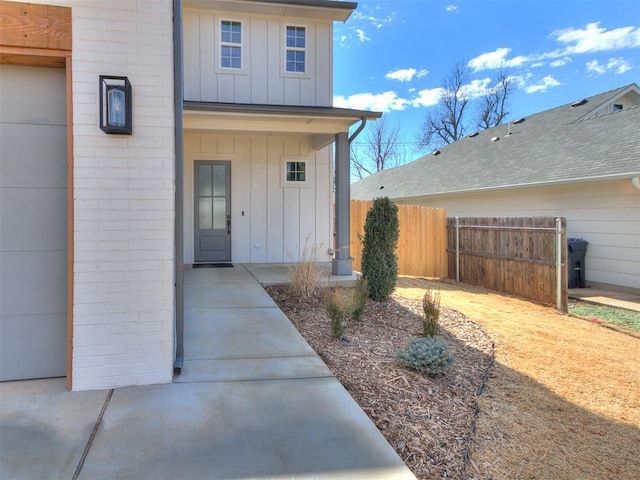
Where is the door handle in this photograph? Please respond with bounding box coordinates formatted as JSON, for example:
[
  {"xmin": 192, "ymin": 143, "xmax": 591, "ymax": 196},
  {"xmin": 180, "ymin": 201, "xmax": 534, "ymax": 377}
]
[{"xmin": 226, "ymin": 214, "xmax": 231, "ymax": 235}]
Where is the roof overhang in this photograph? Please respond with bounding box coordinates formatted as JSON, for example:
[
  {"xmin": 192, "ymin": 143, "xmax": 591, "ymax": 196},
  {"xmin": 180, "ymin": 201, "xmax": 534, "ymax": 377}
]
[
  {"xmin": 184, "ymin": 101, "xmax": 381, "ymax": 149},
  {"xmin": 184, "ymin": 0, "xmax": 357, "ymax": 22},
  {"xmin": 387, "ymin": 173, "xmax": 640, "ymax": 203}
]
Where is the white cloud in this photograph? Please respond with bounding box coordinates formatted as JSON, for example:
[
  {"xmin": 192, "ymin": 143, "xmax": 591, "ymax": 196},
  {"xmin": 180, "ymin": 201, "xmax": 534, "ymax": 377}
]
[
  {"xmin": 337, "ymin": 8, "xmax": 396, "ymax": 47},
  {"xmin": 549, "ymin": 57, "xmax": 572, "ymax": 68},
  {"xmin": 385, "ymin": 68, "xmax": 429, "ymax": 82},
  {"xmin": 524, "ymin": 75, "xmax": 561, "ymax": 94},
  {"xmin": 411, "ymin": 87, "xmax": 445, "ymax": 107},
  {"xmin": 351, "ymin": 10, "xmax": 396, "ymax": 29},
  {"xmin": 446, "ymin": 5, "xmax": 458, "ymax": 12},
  {"xmin": 553, "ymin": 22, "xmax": 640, "ymax": 55},
  {"xmin": 355, "ymin": 29, "xmax": 370, "ymax": 43},
  {"xmin": 334, "ymin": 91, "xmax": 410, "ymax": 112},
  {"xmin": 468, "ymin": 47, "xmax": 511, "ymax": 71},
  {"xmin": 607, "ymin": 57, "xmax": 632, "ymax": 74},
  {"xmin": 468, "ymin": 48, "xmax": 529, "ymax": 72},
  {"xmin": 460, "ymin": 77, "xmax": 493, "ymax": 98},
  {"xmin": 468, "ymin": 22, "xmax": 640, "ymax": 73},
  {"xmin": 587, "ymin": 57, "xmax": 632, "ymax": 76},
  {"xmin": 586, "ymin": 59, "xmax": 606, "ymax": 75}
]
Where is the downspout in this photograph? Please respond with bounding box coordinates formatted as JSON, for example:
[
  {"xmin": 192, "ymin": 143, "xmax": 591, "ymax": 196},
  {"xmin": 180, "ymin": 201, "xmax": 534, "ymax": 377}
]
[
  {"xmin": 632, "ymin": 177, "xmax": 640, "ymax": 191},
  {"xmin": 173, "ymin": 0, "xmax": 185, "ymax": 374},
  {"xmin": 349, "ymin": 117, "xmax": 367, "ymax": 144}
]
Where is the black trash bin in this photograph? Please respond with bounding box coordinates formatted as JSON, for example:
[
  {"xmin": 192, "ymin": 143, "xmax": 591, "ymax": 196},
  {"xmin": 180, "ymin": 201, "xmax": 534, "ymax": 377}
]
[{"xmin": 567, "ymin": 238, "xmax": 588, "ymax": 288}]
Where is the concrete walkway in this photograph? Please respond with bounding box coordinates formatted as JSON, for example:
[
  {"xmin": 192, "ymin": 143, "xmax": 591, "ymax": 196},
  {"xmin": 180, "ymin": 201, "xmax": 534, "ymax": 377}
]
[
  {"xmin": 1, "ymin": 264, "xmax": 415, "ymax": 480},
  {"xmin": 568, "ymin": 287, "xmax": 640, "ymax": 313}
]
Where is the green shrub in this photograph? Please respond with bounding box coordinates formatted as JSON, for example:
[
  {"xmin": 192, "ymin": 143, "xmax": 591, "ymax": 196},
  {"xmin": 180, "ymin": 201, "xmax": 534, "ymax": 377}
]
[
  {"xmin": 288, "ymin": 241, "xmax": 322, "ymax": 300},
  {"xmin": 350, "ymin": 276, "xmax": 369, "ymax": 321},
  {"xmin": 360, "ymin": 197, "xmax": 399, "ymax": 300},
  {"xmin": 422, "ymin": 290, "xmax": 441, "ymax": 337},
  {"xmin": 397, "ymin": 337, "xmax": 454, "ymax": 376},
  {"xmin": 325, "ymin": 287, "xmax": 350, "ymax": 339}
]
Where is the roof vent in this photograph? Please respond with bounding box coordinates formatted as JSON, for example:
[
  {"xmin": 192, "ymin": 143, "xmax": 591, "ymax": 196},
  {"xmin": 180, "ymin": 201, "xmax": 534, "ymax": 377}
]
[
  {"xmin": 513, "ymin": 117, "xmax": 526, "ymax": 124},
  {"xmin": 571, "ymin": 99, "xmax": 588, "ymax": 107},
  {"xmin": 468, "ymin": 131, "xmax": 479, "ymax": 138},
  {"xmin": 491, "ymin": 136, "xmax": 500, "ymax": 142},
  {"xmin": 432, "ymin": 150, "xmax": 441, "ymax": 156},
  {"xmin": 379, "ymin": 186, "xmax": 384, "ymax": 190}
]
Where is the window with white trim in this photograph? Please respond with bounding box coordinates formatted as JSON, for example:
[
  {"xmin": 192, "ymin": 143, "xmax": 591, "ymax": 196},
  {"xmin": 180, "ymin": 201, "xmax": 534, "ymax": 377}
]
[
  {"xmin": 286, "ymin": 26, "xmax": 306, "ymax": 73},
  {"xmin": 285, "ymin": 160, "xmax": 306, "ymax": 182},
  {"xmin": 220, "ymin": 20, "xmax": 242, "ymax": 69}
]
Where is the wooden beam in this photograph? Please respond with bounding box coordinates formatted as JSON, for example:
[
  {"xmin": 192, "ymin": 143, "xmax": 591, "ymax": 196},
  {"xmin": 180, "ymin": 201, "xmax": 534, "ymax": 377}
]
[
  {"xmin": 0, "ymin": 1, "xmax": 71, "ymax": 51},
  {"xmin": 1, "ymin": 47, "xmax": 68, "ymax": 67}
]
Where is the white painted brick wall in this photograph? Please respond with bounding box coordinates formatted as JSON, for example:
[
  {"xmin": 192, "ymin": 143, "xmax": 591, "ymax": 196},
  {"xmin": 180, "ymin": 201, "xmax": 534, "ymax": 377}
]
[{"xmin": 14, "ymin": 0, "xmax": 176, "ymax": 390}]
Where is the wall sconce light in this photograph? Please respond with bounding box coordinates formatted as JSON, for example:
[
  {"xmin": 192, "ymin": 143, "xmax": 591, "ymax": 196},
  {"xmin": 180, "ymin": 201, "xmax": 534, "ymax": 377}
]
[{"xmin": 99, "ymin": 75, "xmax": 132, "ymax": 135}]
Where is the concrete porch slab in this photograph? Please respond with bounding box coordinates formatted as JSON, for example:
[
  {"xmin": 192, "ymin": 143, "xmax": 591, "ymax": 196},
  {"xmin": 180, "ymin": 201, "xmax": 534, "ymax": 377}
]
[
  {"xmin": 184, "ymin": 282, "xmax": 277, "ymax": 309},
  {"xmin": 0, "ymin": 378, "xmax": 108, "ymax": 480},
  {"xmin": 77, "ymin": 379, "xmax": 415, "ymax": 480},
  {"xmin": 243, "ymin": 262, "xmax": 358, "ymax": 288},
  {"xmin": 184, "ymin": 307, "xmax": 316, "ymax": 360}
]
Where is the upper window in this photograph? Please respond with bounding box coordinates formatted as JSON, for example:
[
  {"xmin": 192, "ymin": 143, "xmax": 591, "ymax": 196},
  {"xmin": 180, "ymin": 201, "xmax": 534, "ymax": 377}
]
[
  {"xmin": 221, "ymin": 20, "xmax": 242, "ymax": 69},
  {"xmin": 612, "ymin": 104, "xmax": 623, "ymax": 112},
  {"xmin": 286, "ymin": 26, "xmax": 306, "ymax": 73}
]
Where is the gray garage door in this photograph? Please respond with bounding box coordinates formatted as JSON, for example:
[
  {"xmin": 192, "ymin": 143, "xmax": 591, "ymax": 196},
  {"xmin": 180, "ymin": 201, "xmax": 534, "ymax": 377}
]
[{"xmin": 0, "ymin": 64, "xmax": 68, "ymax": 381}]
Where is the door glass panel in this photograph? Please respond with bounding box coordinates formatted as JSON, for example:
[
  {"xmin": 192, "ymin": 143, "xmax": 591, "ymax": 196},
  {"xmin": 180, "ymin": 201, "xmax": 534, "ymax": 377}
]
[
  {"xmin": 213, "ymin": 198, "xmax": 226, "ymax": 229},
  {"xmin": 213, "ymin": 165, "xmax": 226, "ymax": 196},
  {"xmin": 199, "ymin": 197, "xmax": 212, "ymax": 229},
  {"xmin": 199, "ymin": 165, "xmax": 212, "ymax": 196}
]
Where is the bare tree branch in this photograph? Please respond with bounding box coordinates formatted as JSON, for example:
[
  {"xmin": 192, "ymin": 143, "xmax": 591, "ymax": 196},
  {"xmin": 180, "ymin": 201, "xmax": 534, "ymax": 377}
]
[
  {"xmin": 417, "ymin": 62, "xmax": 471, "ymax": 151},
  {"xmin": 351, "ymin": 117, "xmax": 402, "ymax": 179},
  {"xmin": 416, "ymin": 62, "xmax": 515, "ymax": 154},
  {"xmin": 476, "ymin": 69, "xmax": 512, "ymax": 130}
]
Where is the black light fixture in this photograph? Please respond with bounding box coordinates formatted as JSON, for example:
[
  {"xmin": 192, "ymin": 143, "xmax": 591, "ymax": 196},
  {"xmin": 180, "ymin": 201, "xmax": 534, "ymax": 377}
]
[{"xmin": 99, "ymin": 75, "xmax": 132, "ymax": 135}]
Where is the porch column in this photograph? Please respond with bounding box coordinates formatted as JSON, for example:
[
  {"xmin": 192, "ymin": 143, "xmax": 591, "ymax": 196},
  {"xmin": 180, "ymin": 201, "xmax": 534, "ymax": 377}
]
[{"xmin": 332, "ymin": 131, "xmax": 352, "ymax": 275}]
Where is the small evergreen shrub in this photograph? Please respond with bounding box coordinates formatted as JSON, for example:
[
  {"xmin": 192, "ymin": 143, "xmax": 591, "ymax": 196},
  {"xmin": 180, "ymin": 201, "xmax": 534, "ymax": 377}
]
[
  {"xmin": 350, "ymin": 276, "xmax": 369, "ymax": 321},
  {"xmin": 325, "ymin": 287, "xmax": 350, "ymax": 339},
  {"xmin": 397, "ymin": 337, "xmax": 454, "ymax": 376},
  {"xmin": 360, "ymin": 197, "xmax": 399, "ymax": 300},
  {"xmin": 288, "ymin": 241, "xmax": 322, "ymax": 300},
  {"xmin": 422, "ymin": 290, "xmax": 441, "ymax": 337}
]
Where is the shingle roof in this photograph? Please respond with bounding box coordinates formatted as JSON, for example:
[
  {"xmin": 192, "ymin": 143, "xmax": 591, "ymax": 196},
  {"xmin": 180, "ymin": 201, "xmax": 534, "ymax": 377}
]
[{"xmin": 351, "ymin": 84, "xmax": 640, "ymax": 201}]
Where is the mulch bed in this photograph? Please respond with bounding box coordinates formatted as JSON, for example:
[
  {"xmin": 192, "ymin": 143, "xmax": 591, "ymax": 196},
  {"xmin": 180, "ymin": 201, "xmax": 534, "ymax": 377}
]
[{"xmin": 266, "ymin": 285, "xmax": 495, "ymax": 479}]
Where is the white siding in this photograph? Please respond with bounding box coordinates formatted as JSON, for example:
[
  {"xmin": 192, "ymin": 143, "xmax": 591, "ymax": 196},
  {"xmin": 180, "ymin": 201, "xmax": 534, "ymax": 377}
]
[
  {"xmin": 12, "ymin": 0, "xmax": 177, "ymax": 390},
  {"xmin": 410, "ymin": 180, "xmax": 640, "ymax": 292},
  {"xmin": 183, "ymin": 9, "xmax": 332, "ymax": 106},
  {"xmin": 184, "ymin": 133, "xmax": 333, "ymax": 264}
]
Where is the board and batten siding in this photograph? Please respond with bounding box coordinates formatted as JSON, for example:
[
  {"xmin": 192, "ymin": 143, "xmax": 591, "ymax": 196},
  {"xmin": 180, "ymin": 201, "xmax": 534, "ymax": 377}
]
[
  {"xmin": 408, "ymin": 179, "xmax": 640, "ymax": 293},
  {"xmin": 183, "ymin": 9, "xmax": 332, "ymax": 106},
  {"xmin": 184, "ymin": 133, "xmax": 333, "ymax": 264}
]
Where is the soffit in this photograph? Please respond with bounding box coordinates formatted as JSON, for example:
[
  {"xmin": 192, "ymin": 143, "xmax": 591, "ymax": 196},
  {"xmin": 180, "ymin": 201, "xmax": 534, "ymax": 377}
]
[
  {"xmin": 183, "ymin": 101, "xmax": 380, "ymax": 135},
  {"xmin": 183, "ymin": 0, "xmax": 356, "ymax": 21}
]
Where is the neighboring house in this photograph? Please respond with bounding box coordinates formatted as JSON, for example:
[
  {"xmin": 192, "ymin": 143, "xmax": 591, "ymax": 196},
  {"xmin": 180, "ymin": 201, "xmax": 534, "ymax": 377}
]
[
  {"xmin": 352, "ymin": 84, "xmax": 640, "ymax": 295},
  {"xmin": 0, "ymin": 0, "xmax": 379, "ymax": 390}
]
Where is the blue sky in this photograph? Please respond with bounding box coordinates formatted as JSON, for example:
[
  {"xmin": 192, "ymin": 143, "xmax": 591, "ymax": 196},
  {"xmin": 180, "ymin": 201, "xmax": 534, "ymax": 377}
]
[{"xmin": 333, "ymin": 0, "xmax": 640, "ymax": 165}]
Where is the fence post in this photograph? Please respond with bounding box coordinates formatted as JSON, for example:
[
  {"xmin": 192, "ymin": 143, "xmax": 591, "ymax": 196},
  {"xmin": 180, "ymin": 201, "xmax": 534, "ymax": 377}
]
[
  {"xmin": 455, "ymin": 216, "xmax": 460, "ymax": 283},
  {"xmin": 555, "ymin": 217, "xmax": 562, "ymax": 310}
]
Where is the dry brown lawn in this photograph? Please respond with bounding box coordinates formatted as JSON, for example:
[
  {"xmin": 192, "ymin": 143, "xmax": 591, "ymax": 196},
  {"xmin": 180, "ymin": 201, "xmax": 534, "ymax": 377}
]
[{"xmin": 396, "ymin": 276, "xmax": 640, "ymax": 479}]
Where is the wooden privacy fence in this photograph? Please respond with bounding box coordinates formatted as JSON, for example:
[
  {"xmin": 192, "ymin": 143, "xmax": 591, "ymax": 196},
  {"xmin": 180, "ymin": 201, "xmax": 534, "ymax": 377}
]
[
  {"xmin": 447, "ymin": 217, "xmax": 567, "ymax": 309},
  {"xmin": 350, "ymin": 200, "xmax": 448, "ymax": 278}
]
